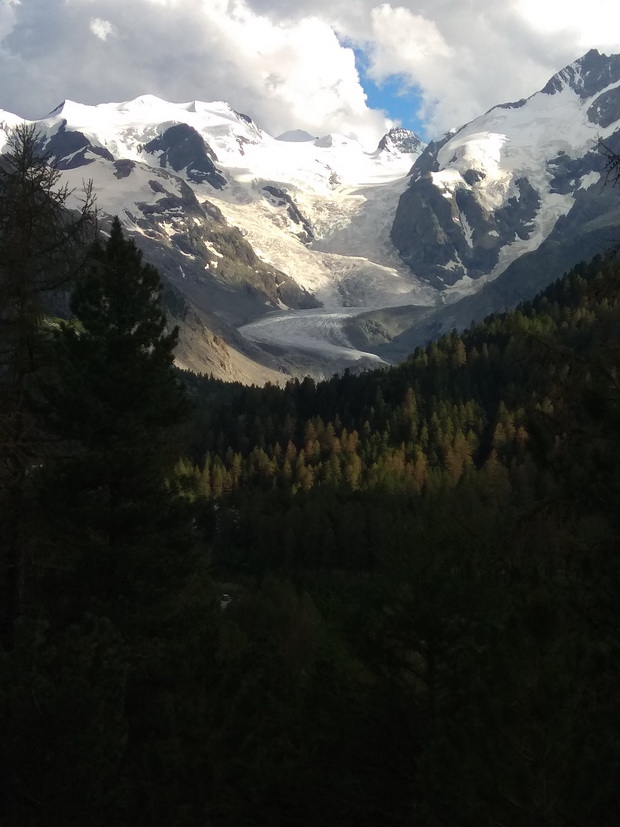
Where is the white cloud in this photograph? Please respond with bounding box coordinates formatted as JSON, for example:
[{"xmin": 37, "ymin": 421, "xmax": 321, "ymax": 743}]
[
  {"xmin": 210, "ymin": 14, "xmax": 390, "ymax": 146},
  {"xmin": 0, "ymin": 0, "xmax": 20, "ymax": 42},
  {"xmin": 89, "ymin": 17, "xmax": 115, "ymax": 40},
  {"xmin": 244, "ymin": 0, "xmax": 620, "ymax": 134},
  {"xmin": 364, "ymin": 5, "xmax": 466, "ymax": 131},
  {"xmin": 369, "ymin": 5, "xmax": 454, "ymax": 73},
  {"xmin": 0, "ymin": 0, "xmax": 390, "ymax": 146},
  {"xmin": 514, "ymin": 0, "xmax": 620, "ymax": 49},
  {"xmin": 335, "ymin": 2, "xmax": 577, "ymax": 134}
]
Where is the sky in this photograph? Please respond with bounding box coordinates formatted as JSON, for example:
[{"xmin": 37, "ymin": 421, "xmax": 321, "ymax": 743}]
[{"xmin": 1, "ymin": 0, "xmax": 620, "ymax": 149}]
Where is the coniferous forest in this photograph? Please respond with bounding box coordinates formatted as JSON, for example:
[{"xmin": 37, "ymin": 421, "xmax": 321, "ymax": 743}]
[{"xmin": 2, "ymin": 125, "xmax": 620, "ymax": 826}]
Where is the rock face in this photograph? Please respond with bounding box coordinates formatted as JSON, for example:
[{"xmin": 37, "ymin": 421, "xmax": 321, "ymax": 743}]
[
  {"xmin": 46, "ymin": 122, "xmax": 114, "ymax": 168},
  {"xmin": 376, "ymin": 138, "xmax": 620, "ymax": 362},
  {"xmin": 392, "ymin": 172, "xmax": 541, "ymax": 287},
  {"xmin": 144, "ymin": 123, "xmax": 227, "ymax": 189},
  {"xmin": 542, "ymin": 48, "xmax": 620, "ymax": 98},
  {"xmin": 261, "ymin": 185, "xmax": 314, "ymax": 244},
  {"xmin": 46, "ymin": 130, "xmax": 318, "ymax": 323},
  {"xmin": 391, "ymin": 49, "xmax": 620, "ymax": 293},
  {"xmin": 106, "ymin": 167, "xmax": 320, "ymax": 325}
]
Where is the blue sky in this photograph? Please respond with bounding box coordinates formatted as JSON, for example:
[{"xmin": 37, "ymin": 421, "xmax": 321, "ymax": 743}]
[{"xmin": 352, "ymin": 47, "xmax": 427, "ymax": 139}]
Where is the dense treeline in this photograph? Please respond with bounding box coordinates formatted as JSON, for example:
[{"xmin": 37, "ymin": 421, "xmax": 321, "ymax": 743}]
[
  {"xmin": 181, "ymin": 255, "xmax": 619, "ymax": 568},
  {"xmin": 180, "ymin": 253, "xmax": 620, "ymax": 825},
  {"xmin": 2, "ymin": 127, "xmax": 620, "ymax": 825}
]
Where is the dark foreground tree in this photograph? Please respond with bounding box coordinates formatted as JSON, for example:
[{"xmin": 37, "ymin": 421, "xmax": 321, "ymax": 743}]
[
  {"xmin": 34, "ymin": 217, "xmax": 194, "ymax": 627},
  {"xmin": 0, "ymin": 123, "xmax": 95, "ymax": 649},
  {"xmin": 45, "ymin": 218, "xmax": 216, "ymax": 821},
  {"xmin": 2, "ymin": 218, "xmax": 217, "ymax": 826}
]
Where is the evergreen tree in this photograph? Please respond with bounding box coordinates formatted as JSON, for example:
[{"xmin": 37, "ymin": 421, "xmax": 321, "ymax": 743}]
[
  {"xmin": 0, "ymin": 123, "xmax": 95, "ymax": 648},
  {"xmin": 42, "ymin": 216, "xmax": 189, "ymax": 618},
  {"xmin": 24, "ymin": 218, "xmax": 216, "ymax": 824}
]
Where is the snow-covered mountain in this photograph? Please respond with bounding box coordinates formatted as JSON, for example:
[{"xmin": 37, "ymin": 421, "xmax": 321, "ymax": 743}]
[
  {"xmin": 0, "ymin": 96, "xmax": 426, "ymax": 380},
  {"xmin": 393, "ymin": 48, "xmax": 619, "ymax": 295},
  {"xmin": 379, "ymin": 48, "xmax": 620, "ymax": 357},
  {"xmin": 3, "ymin": 49, "xmax": 620, "ymax": 381}
]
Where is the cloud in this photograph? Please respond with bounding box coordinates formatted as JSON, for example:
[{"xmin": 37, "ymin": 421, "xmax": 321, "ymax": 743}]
[
  {"xmin": 0, "ymin": 0, "xmax": 20, "ymax": 48},
  {"xmin": 514, "ymin": 0, "xmax": 620, "ymax": 51},
  {"xmin": 244, "ymin": 0, "xmax": 620, "ymax": 135},
  {"xmin": 370, "ymin": 5, "xmax": 454, "ymax": 69},
  {"xmin": 0, "ymin": 0, "xmax": 390, "ymax": 147},
  {"xmin": 89, "ymin": 17, "xmax": 115, "ymax": 41},
  {"xmin": 0, "ymin": 0, "xmax": 619, "ymax": 145},
  {"xmin": 199, "ymin": 10, "xmax": 390, "ymax": 146},
  {"xmin": 344, "ymin": 1, "xmax": 585, "ymax": 134}
]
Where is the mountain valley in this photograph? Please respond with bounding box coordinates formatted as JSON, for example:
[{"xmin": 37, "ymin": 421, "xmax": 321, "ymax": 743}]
[{"xmin": 4, "ymin": 42, "xmax": 620, "ymax": 827}]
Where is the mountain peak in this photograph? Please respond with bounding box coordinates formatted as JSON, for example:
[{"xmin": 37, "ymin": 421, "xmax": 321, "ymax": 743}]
[
  {"xmin": 377, "ymin": 127, "xmax": 424, "ymax": 156},
  {"xmin": 121, "ymin": 94, "xmax": 168, "ymax": 109},
  {"xmin": 47, "ymin": 99, "xmax": 78, "ymax": 116},
  {"xmin": 541, "ymin": 49, "xmax": 620, "ymax": 99}
]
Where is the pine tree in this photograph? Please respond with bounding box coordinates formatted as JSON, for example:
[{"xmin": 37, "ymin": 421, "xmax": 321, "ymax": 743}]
[
  {"xmin": 42, "ymin": 217, "xmax": 190, "ymax": 620},
  {"xmin": 35, "ymin": 218, "xmax": 216, "ymax": 823}
]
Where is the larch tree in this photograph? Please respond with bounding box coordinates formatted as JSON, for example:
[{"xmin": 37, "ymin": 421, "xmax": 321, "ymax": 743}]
[{"xmin": 0, "ymin": 123, "xmax": 95, "ymax": 648}]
